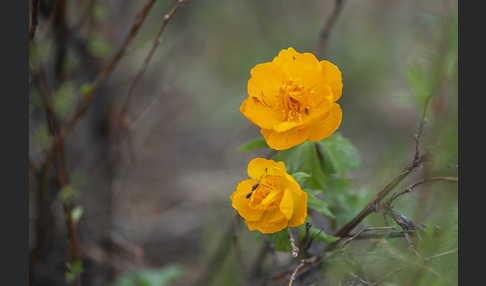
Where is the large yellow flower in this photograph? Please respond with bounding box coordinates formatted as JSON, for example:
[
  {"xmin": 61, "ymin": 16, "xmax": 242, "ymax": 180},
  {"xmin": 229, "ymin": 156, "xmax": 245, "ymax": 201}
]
[
  {"xmin": 240, "ymin": 47, "xmax": 343, "ymax": 150},
  {"xmin": 231, "ymin": 158, "xmax": 307, "ymax": 234}
]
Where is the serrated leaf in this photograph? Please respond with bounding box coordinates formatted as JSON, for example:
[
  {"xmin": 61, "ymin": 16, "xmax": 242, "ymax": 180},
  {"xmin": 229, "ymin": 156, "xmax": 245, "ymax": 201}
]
[
  {"xmin": 291, "ymin": 172, "xmax": 311, "ymax": 187},
  {"xmin": 309, "ymin": 226, "xmax": 339, "ymax": 243},
  {"xmin": 298, "ymin": 217, "xmax": 339, "ymax": 243},
  {"xmin": 306, "ymin": 191, "xmax": 335, "ymax": 219},
  {"xmin": 316, "ymin": 133, "xmax": 361, "ymax": 175},
  {"xmin": 268, "ymin": 228, "xmax": 291, "ymax": 252},
  {"xmin": 238, "ymin": 137, "xmax": 268, "ymax": 152}
]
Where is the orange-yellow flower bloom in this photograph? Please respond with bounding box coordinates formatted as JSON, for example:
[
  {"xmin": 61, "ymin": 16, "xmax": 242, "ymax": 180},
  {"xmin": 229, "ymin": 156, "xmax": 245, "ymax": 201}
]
[
  {"xmin": 240, "ymin": 47, "xmax": 343, "ymax": 150},
  {"xmin": 231, "ymin": 158, "xmax": 307, "ymax": 234}
]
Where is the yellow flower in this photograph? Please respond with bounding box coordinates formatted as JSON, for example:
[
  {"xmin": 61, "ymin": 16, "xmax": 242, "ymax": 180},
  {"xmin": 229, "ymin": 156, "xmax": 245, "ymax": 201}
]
[
  {"xmin": 240, "ymin": 47, "xmax": 343, "ymax": 150},
  {"xmin": 230, "ymin": 158, "xmax": 307, "ymax": 234}
]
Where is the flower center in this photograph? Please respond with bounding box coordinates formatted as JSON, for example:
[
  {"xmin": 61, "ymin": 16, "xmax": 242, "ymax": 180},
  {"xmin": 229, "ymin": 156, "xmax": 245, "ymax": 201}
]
[
  {"xmin": 249, "ymin": 175, "xmax": 283, "ymax": 210},
  {"xmin": 280, "ymin": 79, "xmax": 311, "ymax": 121}
]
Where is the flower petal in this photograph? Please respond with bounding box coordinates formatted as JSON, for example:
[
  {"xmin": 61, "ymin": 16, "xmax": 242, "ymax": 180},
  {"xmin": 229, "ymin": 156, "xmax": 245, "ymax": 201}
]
[
  {"xmin": 307, "ymin": 103, "xmax": 342, "ymax": 142},
  {"xmin": 288, "ymin": 190, "xmax": 307, "ymax": 227},
  {"xmin": 284, "ymin": 174, "xmax": 307, "ymax": 227},
  {"xmin": 261, "ymin": 127, "xmax": 309, "ymax": 151},
  {"xmin": 247, "ymin": 158, "xmax": 287, "ymax": 179},
  {"xmin": 246, "ymin": 209, "xmax": 288, "ymax": 234},
  {"xmin": 272, "ymin": 48, "xmax": 321, "ymax": 82},
  {"xmin": 240, "ymin": 97, "xmax": 283, "ymax": 129},
  {"xmin": 231, "ymin": 179, "xmax": 264, "ymax": 221},
  {"xmin": 280, "ymin": 188, "xmax": 294, "ymax": 220},
  {"xmin": 320, "ymin": 60, "xmax": 343, "ymax": 102}
]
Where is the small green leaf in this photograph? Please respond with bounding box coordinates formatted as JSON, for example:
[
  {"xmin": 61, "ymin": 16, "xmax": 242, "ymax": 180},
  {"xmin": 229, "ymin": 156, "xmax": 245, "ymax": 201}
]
[
  {"xmin": 80, "ymin": 84, "xmax": 93, "ymax": 96},
  {"xmin": 65, "ymin": 260, "xmax": 83, "ymax": 282},
  {"xmin": 298, "ymin": 217, "xmax": 339, "ymax": 243},
  {"xmin": 408, "ymin": 63, "xmax": 432, "ymax": 107},
  {"xmin": 239, "ymin": 137, "xmax": 268, "ymax": 152},
  {"xmin": 268, "ymin": 228, "xmax": 291, "ymax": 252},
  {"xmin": 306, "ymin": 191, "xmax": 335, "ymax": 219},
  {"xmin": 58, "ymin": 186, "xmax": 78, "ymax": 203},
  {"xmin": 71, "ymin": 207, "xmax": 83, "ymax": 224},
  {"xmin": 34, "ymin": 125, "xmax": 50, "ymax": 146},
  {"xmin": 88, "ymin": 37, "xmax": 111, "ymax": 58},
  {"xmin": 317, "ymin": 133, "xmax": 361, "ymax": 175},
  {"xmin": 53, "ymin": 82, "xmax": 76, "ymax": 120},
  {"xmin": 309, "ymin": 226, "xmax": 339, "ymax": 243},
  {"xmin": 291, "ymin": 172, "xmax": 311, "ymax": 187},
  {"xmin": 114, "ymin": 264, "xmax": 183, "ymax": 286}
]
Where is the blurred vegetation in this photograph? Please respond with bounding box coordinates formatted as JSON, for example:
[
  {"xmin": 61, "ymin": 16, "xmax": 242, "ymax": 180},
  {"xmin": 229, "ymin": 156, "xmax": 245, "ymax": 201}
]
[{"xmin": 29, "ymin": 0, "xmax": 457, "ymax": 285}]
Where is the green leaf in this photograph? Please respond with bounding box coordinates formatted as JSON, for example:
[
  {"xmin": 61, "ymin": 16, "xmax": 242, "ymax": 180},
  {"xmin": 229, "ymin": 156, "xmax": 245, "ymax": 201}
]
[
  {"xmin": 65, "ymin": 260, "xmax": 83, "ymax": 282},
  {"xmin": 80, "ymin": 84, "xmax": 93, "ymax": 96},
  {"xmin": 408, "ymin": 63, "xmax": 432, "ymax": 107},
  {"xmin": 34, "ymin": 125, "xmax": 50, "ymax": 146},
  {"xmin": 238, "ymin": 137, "xmax": 268, "ymax": 152},
  {"xmin": 291, "ymin": 172, "xmax": 311, "ymax": 187},
  {"xmin": 114, "ymin": 264, "xmax": 183, "ymax": 286},
  {"xmin": 71, "ymin": 207, "xmax": 83, "ymax": 224},
  {"xmin": 268, "ymin": 228, "xmax": 291, "ymax": 252},
  {"xmin": 298, "ymin": 217, "xmax": 339, "ymax": 243},
  {"xmin": 88, "ymin": 36, "xmax": 111, "ymax": 58},
  {"xmin": 306, "ymin": 190, "xmax": 335, "ymax": 219},
  {"xmin": 316, "ymin": 133, "xmax": 361, "ymax": 175},
  {"xmin": 272, "ymin": 138, "xmax": 359, "ymax": 191},
  {"xmin": 58, "ymin": 186, "xmax": 78, "ymax": 203},
  {"xmin": 308, "ymin": 226, "xmax": 339, "ymax": 243},
  {"xmin": 52, "ymin": 82, "xmax": 76, "ymax": 120}
]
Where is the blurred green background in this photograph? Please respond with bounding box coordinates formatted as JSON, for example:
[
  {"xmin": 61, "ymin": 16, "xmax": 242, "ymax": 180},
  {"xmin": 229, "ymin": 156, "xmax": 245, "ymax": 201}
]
[{"xmin": 29, "ymin": 0, "xmax": 457, "ymax": 285}]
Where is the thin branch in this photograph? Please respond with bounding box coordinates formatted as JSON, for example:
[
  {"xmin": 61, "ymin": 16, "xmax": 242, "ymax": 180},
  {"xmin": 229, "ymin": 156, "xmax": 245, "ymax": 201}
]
[
  {"xmin": 119, "ymin": 0, "xmax": 184, "ymax": 119},
  {"xmin": 341, "ymin": 226, "xmax": 396, "ymax": 247},
  {"xmin": 334, "ymin": 154, "xmax": 426, "ymax": 239},
  {"xmin": 288, "ymin": 228, "xmax": 299, "ymax": 258},
  {"xmin": 61, "ymin": 0, "xmax": 158, "ymax": 137},
  {"xmin": 31, "ymin": 65, "xmax": 82, "ymax": 286},
  {"xmin": 72, "ymin": 0, "xmax": 97, "ymax": 32},
  {"xmin": 29, "ymin": 0, "xmax": 40, "ymax": 41},
  {"xmin": 425, "ymin": 248, "xmax": 457, "ymax": 261},
  {"xmin": 288, "ymin": 257, "xmax": 318, "ymax": 286},
  {"xmin": 315, "ymin": 0, "xmax": 346, "ymax": 58},
  {"xmin": 384, "ymin": 176, "xmax": 458, "ymax": 208}
]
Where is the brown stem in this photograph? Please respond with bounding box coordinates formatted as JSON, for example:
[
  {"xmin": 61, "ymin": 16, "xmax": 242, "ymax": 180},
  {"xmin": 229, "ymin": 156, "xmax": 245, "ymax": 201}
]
[
  {"xmin": 54, "ymin": 0, "xmax": 68, "ymax": 83},
  {"xmin": 119, "ymin": 0, "xmax": 184, "ymax": 119},
  {"xmin": 334, "ymin": 155, "xmax": 425, "ymax": 238},
  {"xmin": 31, "ymin": 65, "xmax": 81, "ymax": 286},
  {"xmin": 61, "ymin": 0, "xmax": 158, "ymax": 136},
  {"xmin": 29, "ymin": 0, "xmax": 40, "ymax": 41},
  {"xmin": 315, "ymin": 0, "xmax": 346, "ymax": 59},
  {"xmin": 384, "ymin": 176, "xmax": 458, "ymax": 208}
]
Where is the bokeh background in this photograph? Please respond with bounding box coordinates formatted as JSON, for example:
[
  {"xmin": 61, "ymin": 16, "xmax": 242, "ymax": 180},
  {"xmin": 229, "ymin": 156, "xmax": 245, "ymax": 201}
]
[{"xmin": 29, "ymin": 0, "xmax": 458, "ymax": 285}]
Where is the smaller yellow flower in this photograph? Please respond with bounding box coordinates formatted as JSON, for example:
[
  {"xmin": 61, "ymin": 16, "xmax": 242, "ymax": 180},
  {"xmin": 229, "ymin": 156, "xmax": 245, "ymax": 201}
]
[
  {"xmin": 240, "ymin": 47, "xmax": 343, "ymax": 150},
  {"xmin": 231, "ymin": 158, "xmax": 307, "ymax": 234}
]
